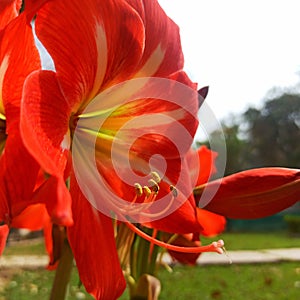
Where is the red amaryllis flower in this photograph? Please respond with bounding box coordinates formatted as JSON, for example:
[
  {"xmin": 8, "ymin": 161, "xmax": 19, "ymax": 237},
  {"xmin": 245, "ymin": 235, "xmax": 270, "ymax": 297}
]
[
  {"xmin": 195, "ymin": 167, "xmax": 300, "ymax": 219},
  {"xmin": 0, "ymin": 0, "xmax": 70, "ymax": 258},
  {"xmin": 0, "ymin": 0, "xmax": 52, "ymax": 251},
  {"xmin": 21, "ymin": 0, "xmax": 201, "ymax": 298}
]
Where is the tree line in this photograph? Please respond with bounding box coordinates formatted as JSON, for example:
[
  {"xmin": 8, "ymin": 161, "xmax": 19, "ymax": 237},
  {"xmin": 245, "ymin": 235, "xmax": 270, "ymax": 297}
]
[{"xmin": 201, "ymin": 91, "xmax": 300, "ymax": 177}]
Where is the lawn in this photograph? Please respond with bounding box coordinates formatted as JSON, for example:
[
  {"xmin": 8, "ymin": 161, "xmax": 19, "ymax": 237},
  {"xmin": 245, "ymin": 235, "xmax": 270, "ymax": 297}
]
[
  {"xmin": 202, "ymin": 231, "xmax": 300, "ymax": 250},
  {"xmin": 156, "ymin": 262, "xmax": 300, "ymax": 300},
  {"xmin": 1, "ymin": 231, "xmax": 300, "ymax": 299},
  {"xmin": 3, "ymin": 231, "xmax": 300, "ymax": 256},
  {"xmin": 3, "ymin": 239, "xmax": 46, "ymax": 256},
  {"xmin": 1, "ymin": 262, "xmax": 300, "ymax": 300}
]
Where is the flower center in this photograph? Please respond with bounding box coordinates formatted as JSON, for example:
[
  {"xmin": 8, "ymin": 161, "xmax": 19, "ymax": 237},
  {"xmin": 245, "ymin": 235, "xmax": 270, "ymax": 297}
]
[
  {"xmin": 121, "ymin": 172, "xmax": 178, "ymax": 219},
  {"xmin": 69, "ymin": 112, "xmax": 79, "ymax": 139}
]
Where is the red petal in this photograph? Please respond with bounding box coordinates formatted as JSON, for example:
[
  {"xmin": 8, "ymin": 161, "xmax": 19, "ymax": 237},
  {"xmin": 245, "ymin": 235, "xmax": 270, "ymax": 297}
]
[
  {"xmin": 0, "ymin": 133, "xmax": 40, "ymax": 219},
  {"xmin": 21, "ymin": 0, "xmax": 49, "ymax": 20},
  {"xmin": 0, "ymin": 171, "xmax": 8, "ymax": 222},
  {"xmin": 68, "ymin": 177, "xmax": 126, "ymax": 299},
  {"xmin": 21, "ymin": 70, "xmax": 70, "ymax": 176},
  {"xmin": 187, "ymin": 146, "xmax": 218, "ymax": 187},
  {"xmin": 43, "ymin": 220, "xmax": 59, "ymax": 270},
  {"xmin": 147, "ymin": 198, "xmax": 202, "ymax": 234},
  {"xmin": 34, "ymin": 0, "xmax": 144, "ymax": 107},
  {"xmin": 196, "ymin": 167, "xmax": 300, "ymax": 219},
  {"xmin": 0, "ymin": 12, "xmax": 41, "ymax": 223},
  {"xmin": 133, "ymin": 0, "xmax": 184, "ymax": 77},
  {"xmin": 196, "ymin": 208, "xmax": 226, "ymax": 237},
  {"xmin": 0, "ymin": 224, "xmax": 9, "ymax": 256},
  {"xmin": 163, "ymin": 232, "xmax": 201, "ymax": 265},
  {"xmin": 1, "ymin": 13, "xmax": 40, "ymax": 130},
  {"xmin": 10, "ymin": 204, "xmax": 49, "ymax": 230},
  {"xmin": 88, "ymin": 72, "xmax": 198, "ymax": 162},
  {"xmin": 0, "ymin": 0, "xmax": 22, "ymax": 30},
  {"xmin": 32, "ymin": 175, "xmax": 73, "ymax": 226}
]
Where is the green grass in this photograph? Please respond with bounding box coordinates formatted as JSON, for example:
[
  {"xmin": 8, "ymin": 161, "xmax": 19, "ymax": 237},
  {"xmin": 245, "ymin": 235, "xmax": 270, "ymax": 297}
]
[
  {"xmin": 1, "ymin": 231, "xmax": 300, "ymax": 299},
  {"xmin": 202, "ymin": 231, "xmax": 300, "ymax": 250},
  {"xmin": 1, "ymin": 262, "xmax": 300, "ymax": 300},
  {"xmin": 154, "ymin": 262, "xmax": 300, "ymax": 300},
  {"xmin": 3, "ymin": 239, "xmax": 46, "ymax": 256},
  {"xmin": 0, "ymin": 267, "xmax": 93, "ymax": 300},
  {"xmin": 3, "ymin": 231, "xmax": 299, "ymax": 257}
]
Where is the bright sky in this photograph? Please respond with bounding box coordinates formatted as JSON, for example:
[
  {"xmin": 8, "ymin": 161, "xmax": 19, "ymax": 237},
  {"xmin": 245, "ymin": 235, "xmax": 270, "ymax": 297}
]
[{"xmin": 158, "ymin": 0, "xmax": 300, "ymax": 122}]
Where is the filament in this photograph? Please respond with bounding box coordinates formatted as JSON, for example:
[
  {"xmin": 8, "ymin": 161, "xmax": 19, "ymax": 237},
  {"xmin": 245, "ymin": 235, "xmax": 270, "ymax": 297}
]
[{"xmin": 125, "ymin": 221, "xmax": 224, "ymax": 254}]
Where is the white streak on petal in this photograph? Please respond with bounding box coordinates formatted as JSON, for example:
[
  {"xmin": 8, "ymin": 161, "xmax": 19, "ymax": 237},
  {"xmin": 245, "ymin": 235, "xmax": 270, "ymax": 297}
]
[
  {"xmin": 89, "ymin": 22, "xmax": 107, "ymax": 100},
  {"xmin": 0, "ymin": 56, "xmax": 9, "ymax": 117},
  {"xmin": 61, "ymin": 131, "xmax": 71, "ymax": 150},
  {"xmin": 135, "ymin": 44, "xmax": 165, "ymax": 77},
  {"xmin": 33, "ymin": 22, "xmax": 55, "ymax": 71}
]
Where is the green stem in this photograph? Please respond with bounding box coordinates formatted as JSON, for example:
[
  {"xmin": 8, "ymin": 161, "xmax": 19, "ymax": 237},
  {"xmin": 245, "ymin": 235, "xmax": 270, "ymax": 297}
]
[
  {"xmin": 136, "ymin": 230, "xmax": 151, "ymax": 278},
  {"xmin": 49, "ymin": 239, "xmax": 74, "ymax": 300},
  {"xmin": 148, "ymin": 236, "xmax": 160, "ymax": 275},
  {"xmin": 130, "ymin": 234, "xmax": 138, "ymax": 280}
]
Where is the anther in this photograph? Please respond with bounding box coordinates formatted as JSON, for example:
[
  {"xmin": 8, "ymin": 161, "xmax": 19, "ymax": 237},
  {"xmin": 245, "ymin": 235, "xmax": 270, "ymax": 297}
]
[
  {"xmin": 148, "ymin": 179, "xmax": 160, "ymax": 194},
  {"xmin": 134, "ymin": 183, "xmax": 143, "ymax": 196},
  {"xmin": 143, "ymin": 186, "xmax": 152, "ymax": 197},
  {"xmin": 169, "ymin": 185, "xmax": 178, "ymax": 197},
  {"xmin": 150, "ymin": 171, "xmax": 161, "ymax": 183}
]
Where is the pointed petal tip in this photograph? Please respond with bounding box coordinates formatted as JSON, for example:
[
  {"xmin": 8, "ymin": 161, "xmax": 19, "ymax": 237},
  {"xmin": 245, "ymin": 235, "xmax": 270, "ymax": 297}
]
[
  {"xmin": 197, "ymin": 167, "xmax": 300, "ymax": 219},
  {"xmin": 198, "ymin": 86, "xmax": 209, "ymax": 108}
]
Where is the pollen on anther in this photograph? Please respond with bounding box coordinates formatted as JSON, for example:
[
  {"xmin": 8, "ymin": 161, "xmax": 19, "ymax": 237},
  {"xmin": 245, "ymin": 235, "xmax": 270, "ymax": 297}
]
[
  {"xmin": 169, "ymin": 185, "xmax": 178, "ymax": 197},
  {"xmin": 148, "ymin": 179, "xmax": 160, "ymax": 194},
  {"xmin": 134, "ymin": 183, "xmax": 143, "ymax": 196},
  {"xmin": 150, "ymin": 171, "xmax": 161, "ymax": 183},
  {"xmin": 143, "ymin": 186, "xmax": 152, "ymax": 197}
]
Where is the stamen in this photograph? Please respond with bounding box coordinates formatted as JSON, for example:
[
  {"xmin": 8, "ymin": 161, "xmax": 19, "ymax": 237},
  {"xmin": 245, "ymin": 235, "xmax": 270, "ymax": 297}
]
[
  {"xmin": 113, "ymin": 181, "xmax": 178, "ymax": 218},
  {"xmin": 117, "ymin": 183, "xmax": 157, "ymax": 216},
  {"xmin": 138, "ymin": 184, "xmax": 179, "ymax": 218},
  {"xmin": 139, "ymin": 193, "xmax": 176, "ymax": 218},
  {"xmin": 222, "ymin": 246, "xmax": 232, "ymax": 264},
  {"xmin": 151, "ymin": 171, "xmax": 161, "ymax": 184},
  {"xmin": 143, "ymin": 186, "xmax": 152, "ymax": 197},
  {"xmin": 149, "ymin": 228, "xmax": 158, "ymax": 262},
  {"xmin": 134, "ymin": 183, "xmax": 143, "ymax": 197},
  {"xmin": 169, "ymin": 185, "xmax": 178, "ymax": 197},
  {"xmin": 143, "ymin": 185, "xmax": 157, "ymax": 204},
  {"xmin": 148, "ymin": 179, "xmax": 160, "ymax": 194},
  {"xmin": 126, "ymin": 221, "xmax": 225, "ymax": 254},
  {"xmin": 129, "ymin": 183, "xmax": 143, "ymax": 205}
]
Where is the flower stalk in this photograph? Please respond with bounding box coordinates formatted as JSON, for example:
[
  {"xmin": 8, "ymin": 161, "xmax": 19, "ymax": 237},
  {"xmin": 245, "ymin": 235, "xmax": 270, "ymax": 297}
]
[
  {"xmin": 50, "ymin": 238, "xmax": 74, "ymax": 300},
  {"xmin": 126, "ymin": 227, "xmax": 161, "ymax": 300}
]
